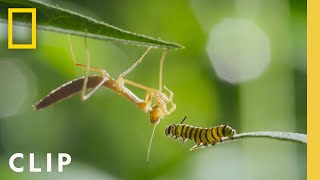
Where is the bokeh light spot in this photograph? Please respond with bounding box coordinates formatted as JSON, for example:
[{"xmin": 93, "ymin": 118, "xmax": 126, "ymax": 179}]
[
  {"xmin": 206, "ymin": 18, "xmax": 271, "ymax": 84},
  {"xmin": 0, "ymin": 60, "xmax": 30, "ymax": 118}
]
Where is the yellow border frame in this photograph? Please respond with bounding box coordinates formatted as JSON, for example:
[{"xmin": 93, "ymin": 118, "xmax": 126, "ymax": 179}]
[
  {"xmin": 8, "ymin": 8, "xmax": 36, "ymax": 49},
  {"xmin": 308, "ymin": 0, "xmax": 318, "ymax": 180}
]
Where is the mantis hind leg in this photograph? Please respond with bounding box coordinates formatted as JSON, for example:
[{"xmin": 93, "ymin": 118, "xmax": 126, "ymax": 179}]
[
  {"xmin": 118, "ymin": 47, "xmax": 152, "ymax": 79},
  {"xmin": 68, "ymin": 34, "xmax": 110, "ymax": 101},
  {"xmin": 68, "ymin": 34, "xmax": 110, "ymax": 77},
  {"xmin": 158, "ymin": 50, "xmax": 167, "ymax": 91},
  {"xmin": 116, "ymin": 48, "xmax": 159, "ymax": 94}
]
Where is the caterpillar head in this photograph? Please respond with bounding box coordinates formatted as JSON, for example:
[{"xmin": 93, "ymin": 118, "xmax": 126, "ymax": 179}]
[
  {"xmin": 164, "ymin": 124, "xmax": 175, "ymax": 136},
  {"xmin": 164, "ymin": 126, "xmax": 170, "ymax": 136},
  {"xmin": 164, "ymin": 116, "xmax": 186, "ymax": 136}
]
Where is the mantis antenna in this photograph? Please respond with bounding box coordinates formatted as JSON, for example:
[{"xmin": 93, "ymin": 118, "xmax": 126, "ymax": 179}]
[{"xmin": 146, "ymin": 123, "xmax": 157, "ymax": 162}]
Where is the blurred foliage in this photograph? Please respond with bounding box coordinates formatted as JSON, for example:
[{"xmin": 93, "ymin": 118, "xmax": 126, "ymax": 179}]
[{"xmin": 0, "ymin": 0, "xmax": 306, "ymax": 180}]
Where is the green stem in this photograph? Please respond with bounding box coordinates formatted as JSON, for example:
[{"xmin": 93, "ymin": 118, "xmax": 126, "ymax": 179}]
[{"xmin": 190, "ymin": 131, "xmax": 307, "ymax": 151}]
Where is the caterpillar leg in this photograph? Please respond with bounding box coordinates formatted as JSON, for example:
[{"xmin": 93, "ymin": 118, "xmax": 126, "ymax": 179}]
[
  {"xmin": 183, "ymin": 139, "xmax": 188, "ymax": 143},
  {"xmin": 189, "ymin": 145, "xmax": 202, "ymax": 151},
  {"xmin": 202, "ymin": 142, "xmax": 209, "ymax": 146},
  {"xmin": 189, "ymin": 141, "xmax": 216, "ymax": 151}
]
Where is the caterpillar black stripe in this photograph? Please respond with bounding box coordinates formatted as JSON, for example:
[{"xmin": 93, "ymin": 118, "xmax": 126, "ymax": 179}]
[{"xmin": 165, "ymin": 116, "xmax": 236, "ymax": 148}]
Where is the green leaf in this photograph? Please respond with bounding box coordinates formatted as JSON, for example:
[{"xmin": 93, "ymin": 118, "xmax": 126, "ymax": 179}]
[{"xmin": 0, "ymin": 0, "xmax": 183, "ymax": 49}]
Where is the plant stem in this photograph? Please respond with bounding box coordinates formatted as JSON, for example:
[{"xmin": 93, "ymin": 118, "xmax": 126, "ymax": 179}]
[{"xmin": 190, "ymin": 131, "xmax": 307, "ymax": 151}]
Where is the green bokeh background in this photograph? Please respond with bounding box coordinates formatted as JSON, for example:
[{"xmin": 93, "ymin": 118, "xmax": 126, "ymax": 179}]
[{"xmin": 0, "ymin": 0, "xmax": 306, "ymax": 180}]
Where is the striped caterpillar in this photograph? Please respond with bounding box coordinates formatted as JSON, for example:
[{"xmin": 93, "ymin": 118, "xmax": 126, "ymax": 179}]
[{"xmin": 165, "ymin": 116, "xmax": 236, "ymax": 150}]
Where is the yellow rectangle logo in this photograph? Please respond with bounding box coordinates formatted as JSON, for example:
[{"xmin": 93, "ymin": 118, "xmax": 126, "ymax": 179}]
[{"xmin": 8, "ymin": 8, "xmax": 36, "ymax": 49}]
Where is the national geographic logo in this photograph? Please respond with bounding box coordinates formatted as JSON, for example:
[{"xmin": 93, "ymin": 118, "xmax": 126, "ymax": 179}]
[{"xmin": 7, "ymin": 8, "xmax": 37, "ymax": 49}]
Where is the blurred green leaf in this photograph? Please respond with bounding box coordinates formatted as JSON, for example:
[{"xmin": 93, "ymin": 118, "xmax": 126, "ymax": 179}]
[{"xmin": 0, "ymin": 0, "xmax": 183, "ymax": 49}]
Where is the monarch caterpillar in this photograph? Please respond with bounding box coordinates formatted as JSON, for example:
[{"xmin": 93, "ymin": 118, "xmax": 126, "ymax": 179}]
[{"xmin": 165, "ymin": 116, "xmax": 236, "ymax": 150}]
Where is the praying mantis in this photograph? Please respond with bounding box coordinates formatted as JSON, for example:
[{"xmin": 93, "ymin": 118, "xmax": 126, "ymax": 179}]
[{"xmin": 34, "ymin": 35, "xmax": 177, "ymax": 161}]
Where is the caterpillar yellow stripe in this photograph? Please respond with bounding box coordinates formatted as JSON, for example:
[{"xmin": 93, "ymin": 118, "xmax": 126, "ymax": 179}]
[{"xmin": 164, "ymin": 116, "xmax": 236, "ymax": 150}]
